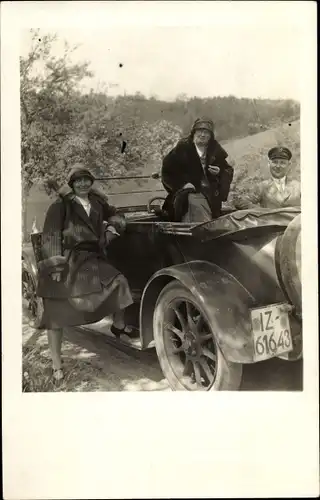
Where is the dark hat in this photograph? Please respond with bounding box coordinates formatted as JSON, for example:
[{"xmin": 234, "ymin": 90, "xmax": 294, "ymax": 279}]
[
  {"xmin": 268, "ymin": 147, "xmax": 292, "ymax": 161},
  {"xmin": 67, "ymin": 163, "xmax": 95, "ymax": 188},
  {"xmin": 192, "ymin": 117, "xmax": 214, "ymax": 134}
]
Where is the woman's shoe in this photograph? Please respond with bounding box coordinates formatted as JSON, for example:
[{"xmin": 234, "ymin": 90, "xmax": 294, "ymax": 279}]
[
  {"xmin": 52, "ymin": 368, "xmax": 64, "ymax": 381},
  {"xmin": 110, "ymin": 324, "xmax": 137, "ymax": 339}
]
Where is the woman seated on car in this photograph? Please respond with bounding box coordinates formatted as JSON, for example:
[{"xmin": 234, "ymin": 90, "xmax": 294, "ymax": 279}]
[{"xmin": 37, "ymin": 164, "xmax": 135, "ymax": 381}]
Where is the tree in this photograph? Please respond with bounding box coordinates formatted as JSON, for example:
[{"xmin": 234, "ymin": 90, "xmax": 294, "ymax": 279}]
[
  {"xmin": 121, "ymin": 119, "xmax": 182, "ymax": 173},
  {"xmin": 21, "ymin": 29, "xmax": 93, "ymax": 239},
  {"xmin": 21, "ymin": 29, "xmax": 300, "ymax": 239}
]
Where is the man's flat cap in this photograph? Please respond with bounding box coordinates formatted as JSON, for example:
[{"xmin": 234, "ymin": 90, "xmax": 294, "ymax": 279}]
[{"xmin": 268, "ymin": 146, "xmax": 292, "ymax": 161}]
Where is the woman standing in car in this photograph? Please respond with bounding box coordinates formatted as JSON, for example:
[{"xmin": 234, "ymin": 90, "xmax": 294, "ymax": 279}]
[{"xmin": 161, "ymin": 117, "xmax": 234, "ymax": 222}]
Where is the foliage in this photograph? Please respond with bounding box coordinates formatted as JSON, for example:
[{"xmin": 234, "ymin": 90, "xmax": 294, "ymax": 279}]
[
  {"xmin": 21, "ymin": 30, "xmax": 300, "ymax": 194},
  {"xmin": 61, "ymin": 95, "xmax": 183, "ymax": 180},
  {"xmin": 21, "ymin": 29, "xmax": 300, "ymax": 233},
  {"xmin": 115, "ymin": 94, "xmax": 300, "ymax": 141},
  {"xmin": 21, "ymin": 30, "xmax": 93, "ymax": 194},
  {"xmin": 21, "ymin": 31, "xmax": 184, "ymax": 198},
  {"xmin": 22, "ymin": 341, "xmax": 105, "ymax": 392}
]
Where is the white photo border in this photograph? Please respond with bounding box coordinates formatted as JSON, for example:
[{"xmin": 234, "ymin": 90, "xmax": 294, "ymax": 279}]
[{"xmin": 1, "ymin": 2, "xmax": 318, "ymax": 498}]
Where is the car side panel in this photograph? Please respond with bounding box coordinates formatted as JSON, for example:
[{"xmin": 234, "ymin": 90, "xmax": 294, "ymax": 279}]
[
  {"xmin": 173, "ymin": 231, "xmax": 287, "ymax": 306},
  {"xmin": 140, "ymin": 260, "xmax": 258, "ymax": 363}
]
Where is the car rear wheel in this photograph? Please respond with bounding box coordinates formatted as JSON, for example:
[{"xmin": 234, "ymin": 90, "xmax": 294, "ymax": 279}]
[
  {"xmin": 153, "ymin": 280, "xmax": 243, "ymax": 391},
  {"xmin": 22, "ymin": 260, "xmax": 44, "ymax": 328}
]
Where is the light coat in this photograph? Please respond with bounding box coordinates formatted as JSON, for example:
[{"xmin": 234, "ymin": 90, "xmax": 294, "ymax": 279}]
[{"xmin": 249, "ymin": 178, "xmax": 301, "ymax": 209}]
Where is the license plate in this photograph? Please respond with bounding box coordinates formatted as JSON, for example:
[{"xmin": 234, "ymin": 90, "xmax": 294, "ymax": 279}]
[{"xmin": 250, "ymin": 303, "xmax": 293, "ymax": 362}]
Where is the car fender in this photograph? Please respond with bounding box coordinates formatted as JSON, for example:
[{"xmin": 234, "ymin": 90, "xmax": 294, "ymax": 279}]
[{"xmin": 139, "ymin": 260, "xmax": 258, "ymax": 363}]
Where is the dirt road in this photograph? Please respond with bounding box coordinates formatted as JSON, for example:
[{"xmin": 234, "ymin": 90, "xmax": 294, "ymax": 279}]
[
  {"xmin": 23, "ymin": 312, "xmax": 302, "ymax": 392},
  {"xmin": 67, "ymin": 327, "xmax": 303, "ymax": 391}
]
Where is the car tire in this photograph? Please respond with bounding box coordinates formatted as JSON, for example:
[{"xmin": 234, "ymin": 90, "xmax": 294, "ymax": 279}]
[
  {"xmin": 22, "ymin": 260, "xmax": 44, "ymax": 329},
  {"xmin": 153, "ymin": 280, "xmax": 243, "ymax": 391},
  {"xmin": 279, "ymin": 214, "xmax": 301, "ymax": 316}
]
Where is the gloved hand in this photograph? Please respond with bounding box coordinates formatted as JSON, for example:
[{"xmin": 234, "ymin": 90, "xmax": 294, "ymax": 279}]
[
  {"xmin": 208, "ymin": 166, "xmax": 220, "ymax": 175},
  {"xmin": 234, "ymin": 198, "xmax": 251, "ymax": 210},
  {"xmin": 107, "ymin": 215, "xmax": 127, "ymax": 235},
  {"xmin": 105, "ymin": 230, "xmax": 119, "ymax": 246}
]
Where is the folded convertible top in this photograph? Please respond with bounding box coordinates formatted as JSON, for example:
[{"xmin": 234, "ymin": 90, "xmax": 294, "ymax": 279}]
[{"xmin": 126, "ymin": 207, "xmax": 301, "ymax": 242}]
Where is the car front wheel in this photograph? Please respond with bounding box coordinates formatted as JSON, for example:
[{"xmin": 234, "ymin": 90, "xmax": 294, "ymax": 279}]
[{"xmin": 153, "ymin": 280, "xmax": 243, "ymax": 391}]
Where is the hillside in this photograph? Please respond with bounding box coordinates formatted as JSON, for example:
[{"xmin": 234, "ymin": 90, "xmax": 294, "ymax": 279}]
[
  {"xmin": 22, "ymin": 33, "xmax": 300, "ymax": 238},
  {"xmin": 108, "ymin": 119, "xmax": 300, "ymax": 204},
  {"xmin": 25, "ymin": 120, "xmax": 300, "ymax": 233}
]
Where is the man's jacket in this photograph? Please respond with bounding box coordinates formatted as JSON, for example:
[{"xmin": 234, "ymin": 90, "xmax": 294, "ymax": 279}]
[{"xmin": 250, "ymin": 178, "xmax": 301, "ymax": 209}]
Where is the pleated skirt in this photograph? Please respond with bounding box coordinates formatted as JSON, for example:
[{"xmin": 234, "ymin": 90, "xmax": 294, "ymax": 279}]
[{"xmin": 43, "ymin": 274, "xmax": 133, "ymax": 329}]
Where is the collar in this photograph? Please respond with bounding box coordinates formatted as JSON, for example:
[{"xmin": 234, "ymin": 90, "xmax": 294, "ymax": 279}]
[
  {"xmin": 75, "ymin": 196, "xmax": 91, "ymax": 205},
  {"xmin": 273, "ymin": 176, "xmax": 286, "ymax": 190},
  {"xmin": 194, "ymin": 144, "xmax": 206, "ymax": 157}
]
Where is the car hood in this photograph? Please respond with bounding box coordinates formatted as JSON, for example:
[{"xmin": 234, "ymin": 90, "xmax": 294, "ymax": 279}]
[{"xmin": 190, "ymin": 207, "xmax": 301, "ymax": 242}]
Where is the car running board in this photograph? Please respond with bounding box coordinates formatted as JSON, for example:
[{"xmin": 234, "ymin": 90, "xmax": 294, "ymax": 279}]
[{"xmin": 76, "ymin": 317, "xmax": 155, "ymax": 351}]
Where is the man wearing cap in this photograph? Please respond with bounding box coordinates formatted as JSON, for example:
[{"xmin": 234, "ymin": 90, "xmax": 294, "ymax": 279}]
[
  {"xmin": 161, "ymin": 117, "xmax": 234, "ymax": 221},
  {"xmin": 235, "ymin": 146, "xmax": 300, "ymax": 210}
]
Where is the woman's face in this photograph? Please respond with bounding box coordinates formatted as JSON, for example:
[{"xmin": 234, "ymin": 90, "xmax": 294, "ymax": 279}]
[
  {"xmin": 72, "ymin": 176, "xmax": 93, "ymax": 196},
  {"xmin": 193, "ymin": 128, "xmax": 211, "ymax": 147},
  {"xmin": 269, "ymin": 158, "xmax": 291, "ymax": 179}
]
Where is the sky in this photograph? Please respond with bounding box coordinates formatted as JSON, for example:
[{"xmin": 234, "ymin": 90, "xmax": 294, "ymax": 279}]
[{"xmin": 22, "ymin": 22, "xmax": 302, "ymax": 101}]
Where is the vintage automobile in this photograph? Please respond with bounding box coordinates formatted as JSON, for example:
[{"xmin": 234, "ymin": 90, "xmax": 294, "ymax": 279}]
[{"xmin": 22, "ymin": 179, "xmax": 302, "ymax": 391}]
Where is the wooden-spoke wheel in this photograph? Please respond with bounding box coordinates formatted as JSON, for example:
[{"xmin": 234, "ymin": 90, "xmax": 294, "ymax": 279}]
[
  {"xmin": 153, "ymin": 280, "xmax": 242, "ymax": 391},
  {"xmin": 22, "ymin": 261, "xmax": 44, "ymax": 328}
]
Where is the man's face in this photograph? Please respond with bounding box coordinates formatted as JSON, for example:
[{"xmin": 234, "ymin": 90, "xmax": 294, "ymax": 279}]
[
  {"xmin": 269, "ymin": 158, "xmax": 291, "ymax": 179},
  {"xmin": 73, "ymin": 176, "xmax": 93, "ymax": 196},
  {"xmin": 193, "ymin": 128, "xmax": 211, "ymax": 147}
]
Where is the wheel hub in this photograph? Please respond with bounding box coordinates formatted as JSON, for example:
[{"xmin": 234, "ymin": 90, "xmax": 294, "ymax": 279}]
[
  {"xmin": 183, "ymin": 332, "xmax": 200, "ymax": 358},
  {"xmin": 162, "ymin": 295, "xmax": 219, "ymax": 390}
]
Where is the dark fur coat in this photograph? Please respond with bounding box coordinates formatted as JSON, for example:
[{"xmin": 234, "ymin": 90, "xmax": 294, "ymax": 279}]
[{"xmin": 161, "ymin": 137, "xmax": 234, "ymax": 220}]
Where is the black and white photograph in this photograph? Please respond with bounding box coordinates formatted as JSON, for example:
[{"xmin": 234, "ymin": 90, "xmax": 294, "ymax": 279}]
[
  {"xmin": 2, "ymin": 1, "xmax": 318, "ymax": 498},
  {"xmin": 20, "ymin": 23, "xmax": 303, "ymax": 393}
]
